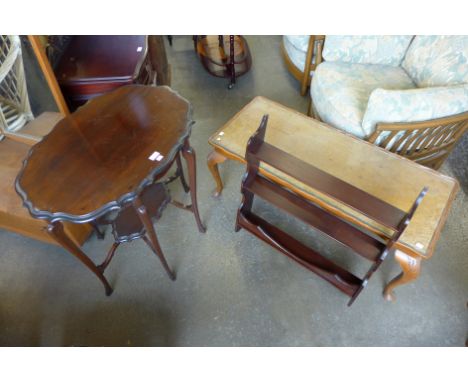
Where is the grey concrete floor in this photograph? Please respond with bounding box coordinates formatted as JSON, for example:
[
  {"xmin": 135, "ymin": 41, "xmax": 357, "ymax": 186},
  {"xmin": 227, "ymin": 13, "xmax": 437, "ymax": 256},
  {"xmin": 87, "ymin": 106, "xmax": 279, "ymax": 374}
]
[{"xmin": 1, "ymin": 36, "xmax": 467, "ymax": 346}]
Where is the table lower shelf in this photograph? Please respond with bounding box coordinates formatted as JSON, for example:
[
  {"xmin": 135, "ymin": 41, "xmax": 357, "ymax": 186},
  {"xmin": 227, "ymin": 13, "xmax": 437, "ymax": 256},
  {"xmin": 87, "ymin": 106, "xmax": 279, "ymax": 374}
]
[{"xmin": 237, "ymin": 210, "xmax": 363, "ymax": 297}]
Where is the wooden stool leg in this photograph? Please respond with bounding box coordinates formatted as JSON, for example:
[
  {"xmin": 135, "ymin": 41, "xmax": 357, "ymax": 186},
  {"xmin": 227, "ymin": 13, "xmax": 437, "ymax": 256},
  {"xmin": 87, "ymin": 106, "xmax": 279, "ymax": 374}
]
[
  {"xmin": 182, "ymin": 140, "xmax": 206, "ymax": 233},
  {"xmin": 383, "ymin": 250, "xmax": 422, "ymax": 302},
  {"xmin": 176, "ymin": 152, "xmax": 190, "ymax": 193},
  {"xmin": 47, "ymin": 222, "xmax": 113, "ymax": 296},
  {"xmin": 207, "ymin": 149, "xmax": 227, "ymax": 198},
  {"xmin": 134, "ymin": 198, "xmax": 176, "ymax": 281}
]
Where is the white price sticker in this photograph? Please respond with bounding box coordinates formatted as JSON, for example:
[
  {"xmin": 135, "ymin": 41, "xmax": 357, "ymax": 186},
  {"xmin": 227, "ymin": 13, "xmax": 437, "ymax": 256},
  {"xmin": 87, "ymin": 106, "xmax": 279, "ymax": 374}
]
[{"xmin": 149, "ymin": 151, "xmax": 164, "ymax": 161}]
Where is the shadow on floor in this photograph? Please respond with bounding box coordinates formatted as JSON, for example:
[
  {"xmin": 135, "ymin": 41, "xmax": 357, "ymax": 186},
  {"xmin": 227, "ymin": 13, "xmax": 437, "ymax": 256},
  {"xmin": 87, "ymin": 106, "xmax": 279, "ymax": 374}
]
[
  {"xmin": 0, "ymin": 292, "xmax": 43, "ymax": 346},
  {"xmin": 61, "ymin": 299, "xmax": 178, "ymax": 346},
  {"xmin": 0, "ymin": 293, "xmax": 177, "ymax": 346}
]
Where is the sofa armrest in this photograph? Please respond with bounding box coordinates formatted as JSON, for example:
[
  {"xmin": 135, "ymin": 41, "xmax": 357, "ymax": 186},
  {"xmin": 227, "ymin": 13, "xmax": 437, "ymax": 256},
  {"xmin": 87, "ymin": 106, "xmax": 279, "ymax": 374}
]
[
  {"xmin": 362, "ymin": 85, "xmax": 468, "ymax": 137},
  {"xmin": 367, "ymin": 110, "xmax": 468, "ymax": 169},
  {"xmin": 364, "ymin": 85, "xmax": 468, "ymax": 169}
]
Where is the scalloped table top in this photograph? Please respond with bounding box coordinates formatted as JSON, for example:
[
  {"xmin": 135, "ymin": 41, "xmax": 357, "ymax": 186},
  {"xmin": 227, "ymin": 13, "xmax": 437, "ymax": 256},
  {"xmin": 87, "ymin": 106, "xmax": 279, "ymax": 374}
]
[{"xmin": 16, "ymin": 85, "xmax": 192, "ymax": 222}]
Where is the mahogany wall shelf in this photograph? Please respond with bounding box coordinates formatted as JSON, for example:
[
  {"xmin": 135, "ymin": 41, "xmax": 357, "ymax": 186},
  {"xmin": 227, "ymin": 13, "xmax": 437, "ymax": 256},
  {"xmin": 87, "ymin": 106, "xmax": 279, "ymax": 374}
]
[{"xmin": 235, "ymin": 115, "xmax": 427, "ymax": 306}]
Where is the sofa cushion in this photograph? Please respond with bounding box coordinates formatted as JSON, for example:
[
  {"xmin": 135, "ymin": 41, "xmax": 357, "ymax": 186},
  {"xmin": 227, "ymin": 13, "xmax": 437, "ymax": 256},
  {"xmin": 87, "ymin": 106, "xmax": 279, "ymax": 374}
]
[
  {"xmin": 323, "ymin": 35, "xmax": 413, "ymax": 67},
  {"xmin": 283, "ymin": 35, "xmax": 318, "ymax": 73},
  {"xmin": 402, "ymin": 35, "xmax": 468, "ymax": 87},
  {"xmin": 362, "ymin": 85, "xmax": 468, "ymax": 137},
  {"xmin": 311, "ymin": 62, "xmax": 415, "ymax": 138}
]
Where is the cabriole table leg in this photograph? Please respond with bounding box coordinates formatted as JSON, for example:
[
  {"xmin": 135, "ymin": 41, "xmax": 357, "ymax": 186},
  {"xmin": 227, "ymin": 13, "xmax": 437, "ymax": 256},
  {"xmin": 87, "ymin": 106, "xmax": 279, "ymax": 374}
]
[
  {"xmin": 207, "ymin": 149, "xmax": 227, "ymax": 198},
  {"xmin": 47, "ymin": 221, "xmax": 113, "ymax": 296},
  {"xmin": 182, "ymin": 140, "xmax": 206, "ymax": 233},
  {"xmin": 133, "ymin": 197, "xmax": 176, "ymax": 281},
  {"xmin": 176, "ymin": 152, "xmax": 190, "ymax": 193},
  {"xmin": 383, "ymin": 249, "xmax": 422, "ymax": 302}
]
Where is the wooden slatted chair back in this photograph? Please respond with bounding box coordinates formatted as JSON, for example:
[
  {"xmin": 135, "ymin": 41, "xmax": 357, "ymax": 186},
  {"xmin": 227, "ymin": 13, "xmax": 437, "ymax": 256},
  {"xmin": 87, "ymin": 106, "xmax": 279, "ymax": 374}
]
[{"xmin": 369, "ymin": 111, "xmax": 468, "ymax": 170}]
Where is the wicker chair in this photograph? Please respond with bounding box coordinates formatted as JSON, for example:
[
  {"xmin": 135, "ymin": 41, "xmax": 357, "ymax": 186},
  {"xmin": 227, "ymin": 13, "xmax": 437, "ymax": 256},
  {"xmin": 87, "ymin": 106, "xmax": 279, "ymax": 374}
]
[
  {"xmin": 299, "ymin": 35, "xmax": 468, "ymax": 170},
  {"xmin": 0, "ymin": 35, "xmax": 33, "ymax": 137}
]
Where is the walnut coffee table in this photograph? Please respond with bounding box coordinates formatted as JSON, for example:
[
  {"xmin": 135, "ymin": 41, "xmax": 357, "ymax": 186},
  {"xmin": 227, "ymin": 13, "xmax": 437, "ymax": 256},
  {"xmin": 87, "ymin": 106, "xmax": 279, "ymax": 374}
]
[
  {"xmin": 16, "ymin": 85, "xmax": 205, "ymax": 296},
  {"xmin": 207, "ymin": 97, "xmax": 459, "ymax": 301}
]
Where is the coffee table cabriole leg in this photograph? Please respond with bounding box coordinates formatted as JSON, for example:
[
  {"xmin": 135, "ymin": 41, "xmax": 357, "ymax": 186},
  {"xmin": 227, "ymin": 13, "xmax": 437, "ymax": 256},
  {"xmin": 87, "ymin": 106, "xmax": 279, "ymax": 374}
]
[
  {"xmin": 47, "ymin": 221, "xmax": 114, "ymax": 296},
  {"xmin": 181, "ymin": 139, "xmax": 207, "ymax": 233},
  {"xmin": 133, "ymin": 197, "xmax": 176, "ymax": 281},
  {"xmin": 207, "ymin": 149, "xmax": 228, "ymax": 197},
  {"xmin": 383, "ymin": 249, "xmax": 422, "ymax": 301}
]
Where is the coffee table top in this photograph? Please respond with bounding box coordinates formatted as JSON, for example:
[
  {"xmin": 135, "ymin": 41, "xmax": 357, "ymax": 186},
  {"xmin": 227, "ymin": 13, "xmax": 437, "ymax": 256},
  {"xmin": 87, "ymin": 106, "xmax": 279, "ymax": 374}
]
[
  {"xmin": 16, "ymin": 85, "xmax": 192, "ymax": 223},
  {"xmin": 209, "ymin": 96, "xmax": 459, "ymax": 259}
]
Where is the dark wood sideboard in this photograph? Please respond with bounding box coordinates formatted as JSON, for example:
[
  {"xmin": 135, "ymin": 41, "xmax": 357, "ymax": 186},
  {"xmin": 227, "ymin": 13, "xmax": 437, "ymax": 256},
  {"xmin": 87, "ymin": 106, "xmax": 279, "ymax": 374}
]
[{"xmin": 53, "ymin": 36, "xmax": 155, "ymax": 110}]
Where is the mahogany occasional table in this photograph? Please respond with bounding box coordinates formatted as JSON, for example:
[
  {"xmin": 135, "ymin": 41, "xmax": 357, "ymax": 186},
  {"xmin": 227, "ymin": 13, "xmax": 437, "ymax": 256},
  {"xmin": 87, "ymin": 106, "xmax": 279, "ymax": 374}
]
[
  {"xmin": 207, "ymin": 97, "xmax": 459, "ymax": 302},
  {"xmin": 16, "ymin": 85, "xmax": 206, "ymax": 296}
]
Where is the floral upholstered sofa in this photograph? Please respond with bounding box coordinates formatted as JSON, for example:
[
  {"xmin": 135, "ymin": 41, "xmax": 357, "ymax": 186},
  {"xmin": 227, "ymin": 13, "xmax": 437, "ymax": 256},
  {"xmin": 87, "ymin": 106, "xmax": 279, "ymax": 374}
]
[
  {"xmin": 282, "ymin": 35, "xmax": 325, "ymax": 96},
  {"xmin": 306, "ymin": 35, "xmax": 468, "ymax": 169}
]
